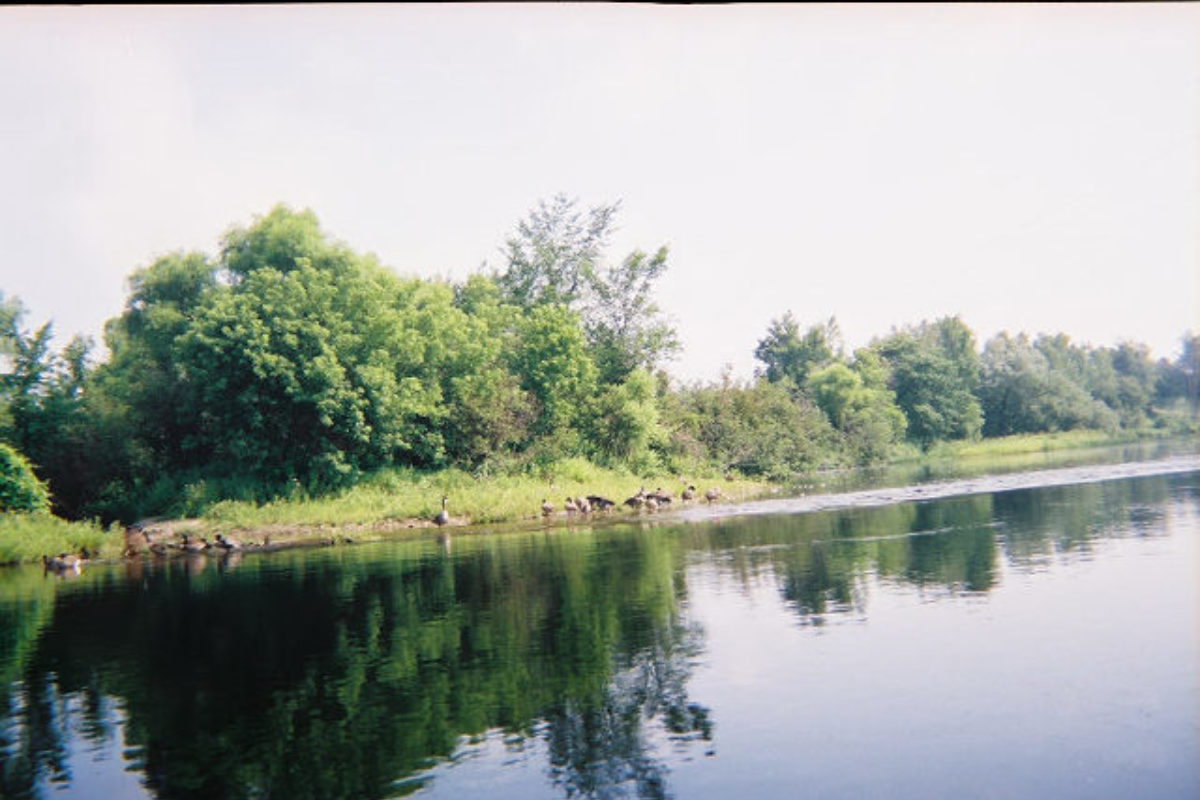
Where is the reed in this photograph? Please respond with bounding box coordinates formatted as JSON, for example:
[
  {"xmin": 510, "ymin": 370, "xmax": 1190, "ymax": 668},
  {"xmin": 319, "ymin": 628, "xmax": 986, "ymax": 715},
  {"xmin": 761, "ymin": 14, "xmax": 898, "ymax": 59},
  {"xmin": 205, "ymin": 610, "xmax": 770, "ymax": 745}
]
[{"xmin": 0, "ymin": 514, "xmax": 122, "ymax": 565}]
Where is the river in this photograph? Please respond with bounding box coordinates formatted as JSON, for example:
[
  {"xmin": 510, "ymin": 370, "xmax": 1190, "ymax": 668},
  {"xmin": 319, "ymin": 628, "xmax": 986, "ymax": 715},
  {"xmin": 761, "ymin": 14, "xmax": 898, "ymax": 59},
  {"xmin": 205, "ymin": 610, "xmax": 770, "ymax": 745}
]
[{"xmin": 2, "ymin": 448, "xmax": 1197, "ymax": 799}]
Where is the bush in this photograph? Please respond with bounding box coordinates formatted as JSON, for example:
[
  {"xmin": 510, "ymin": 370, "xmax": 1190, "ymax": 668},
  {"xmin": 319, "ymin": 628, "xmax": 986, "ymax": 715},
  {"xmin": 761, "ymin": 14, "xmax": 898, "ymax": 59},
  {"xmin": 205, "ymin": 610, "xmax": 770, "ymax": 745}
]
[{"xmin": 0, "ymin": 443, "xmax": 50, "ymax": 514}]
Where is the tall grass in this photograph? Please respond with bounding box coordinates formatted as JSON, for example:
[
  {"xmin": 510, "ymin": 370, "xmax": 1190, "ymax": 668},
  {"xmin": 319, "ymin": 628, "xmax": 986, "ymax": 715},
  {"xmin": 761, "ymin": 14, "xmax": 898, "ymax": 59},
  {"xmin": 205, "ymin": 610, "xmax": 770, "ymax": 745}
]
[
  {"xmin": 900, "ymin": 430, "xmax": 1149, "ymax": 462},
  {"xmin": 199, "ymin": 458, "xmax": 767, "ymax": 531},
  {"xmin": 0, "ymin": 514, "xmax": 122, "ymax": 565}
]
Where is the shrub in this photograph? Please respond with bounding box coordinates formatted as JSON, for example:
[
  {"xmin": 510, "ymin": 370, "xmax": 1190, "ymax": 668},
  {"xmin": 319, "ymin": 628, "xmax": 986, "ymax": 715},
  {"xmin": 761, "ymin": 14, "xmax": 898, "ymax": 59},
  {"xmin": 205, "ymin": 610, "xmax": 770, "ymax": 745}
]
[{"xmin": 0, "ymin": 443, "xmax": 50, "ymax": 514}]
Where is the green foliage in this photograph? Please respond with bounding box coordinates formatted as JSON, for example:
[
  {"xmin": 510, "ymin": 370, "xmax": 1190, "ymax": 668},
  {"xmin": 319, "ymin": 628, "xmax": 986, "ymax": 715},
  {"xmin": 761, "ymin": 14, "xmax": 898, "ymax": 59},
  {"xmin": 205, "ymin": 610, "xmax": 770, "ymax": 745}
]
[
  {"xmin": 979, "ymin": 332, "xmax": 1118, "ymax": 437},
  {"xmin": 1, "ymin": 203, "xmax": 1191, "ymax": 524},
  {"xmin": 754, "ymin": 313, "xmax": 840, "ymax": 386},
  {"xmin": 585, "ymin": 369, "xmax": 665, "ymax": 471},
  {"xmin": 807, "ymin": 354, "xmax": 907, "ymax": 463},
  {"xmin": 675, "ymin": 375, "xmax": 836, "ymax": 478},
  {"xmin": 0, "ymin": 512, "xmax": 117, "ymax": 564},
  {"xmin": 496, "ymin": 195, "xmax": 679, "ymax": 384},
  {"xmin": 873, "ymin": 316, "xmax": 983, "ymax": 448},
  {"xmin": 509, "ymin": 304, "xmax": 597, "ymax": 443},
  {"xmin": 0, "ymin": 443, "xmax": 49, "ymax": 514}
]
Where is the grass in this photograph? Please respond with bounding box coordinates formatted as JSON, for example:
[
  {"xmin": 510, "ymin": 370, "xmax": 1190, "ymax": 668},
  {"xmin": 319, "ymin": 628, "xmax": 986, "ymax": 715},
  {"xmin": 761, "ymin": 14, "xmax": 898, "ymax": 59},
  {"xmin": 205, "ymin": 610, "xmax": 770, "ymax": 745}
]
[
  {"xmin": 195, "ymin": 457, "xmax": 770, "ymax": 534},
  {"xmin": 897, "ymin": 429, "xmax": 1153, "ymax": 462},
  {"xmin": 0, "ymin": 513, "xmax": 123, "ymax": 566}
]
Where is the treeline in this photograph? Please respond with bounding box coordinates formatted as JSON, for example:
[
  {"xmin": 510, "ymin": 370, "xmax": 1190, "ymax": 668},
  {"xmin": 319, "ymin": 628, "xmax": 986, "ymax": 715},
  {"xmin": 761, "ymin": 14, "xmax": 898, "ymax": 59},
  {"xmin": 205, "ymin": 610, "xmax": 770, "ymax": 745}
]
[{"xmin": 1, "ymin": 198, "xmax": 1197, "ymax": 522}]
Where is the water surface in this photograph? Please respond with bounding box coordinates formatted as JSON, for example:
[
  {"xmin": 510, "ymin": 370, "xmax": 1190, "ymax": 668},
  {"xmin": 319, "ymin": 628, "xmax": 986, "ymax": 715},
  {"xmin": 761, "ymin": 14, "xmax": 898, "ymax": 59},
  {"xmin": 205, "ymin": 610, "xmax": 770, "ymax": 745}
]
[{"xmin": 2, "ymin": 457, "xmax": 1197, "ymax": 799}]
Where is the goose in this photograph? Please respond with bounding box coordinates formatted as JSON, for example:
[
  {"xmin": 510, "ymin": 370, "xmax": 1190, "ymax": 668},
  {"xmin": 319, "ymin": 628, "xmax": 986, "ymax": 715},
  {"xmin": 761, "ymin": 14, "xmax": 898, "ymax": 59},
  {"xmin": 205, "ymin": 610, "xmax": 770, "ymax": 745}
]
[
  {"xmin": 564, "ymin": 497, "xmax": 579, "ymax": 515},
  {"xmin": 433, "ymin": 496, "xmax": 450, "ymax": 527},
  {"xmin": 650, "ymin": 487, "xmax": 673, "ymax": 505},
  {"xmin": 541, "ymin": 499, "xmax": 554, "ymax": 517},
  {"xmin": 645, "ymin": 496, "xmax": 659, "ymax": 512},
  {"xmin": 42, "ymin": 553, "xmax": 84, "ymax": 573},
  {"xmin": 705, "ymin": 487, "xmax": 721, "ymax": 503},
  {"xmin": 624, "ymin": 488, "xmax": 647, "ymax": 509},
  {"xmin": 586, "ymin": 495, "xmax": 615, "ymax": 511},
  {"xmin": 681, "ymin": 485, "xmax": 697, "ymax": 502},
  {"xmin": 214, "ymin": 533, "xmax": 242, "ymax": 551},
  {"xmin": 181, "ymin": 533, "xmax": 209, "ymax": 552},
  {"xmin": 575, "ymin": 496, "xmax": 591, "ymax": 514},
  {"xmin": 123, "ymin": 524, "xmax": 148, "ymax": 557}
]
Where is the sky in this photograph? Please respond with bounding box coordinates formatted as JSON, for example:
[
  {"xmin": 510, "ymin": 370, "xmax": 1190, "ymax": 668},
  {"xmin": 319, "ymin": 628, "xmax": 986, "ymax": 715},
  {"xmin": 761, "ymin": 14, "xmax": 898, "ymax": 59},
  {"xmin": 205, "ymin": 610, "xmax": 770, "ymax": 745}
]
[{"xmin": 1, "ymin": 4, "xmax": 1197, "ymax": 384}]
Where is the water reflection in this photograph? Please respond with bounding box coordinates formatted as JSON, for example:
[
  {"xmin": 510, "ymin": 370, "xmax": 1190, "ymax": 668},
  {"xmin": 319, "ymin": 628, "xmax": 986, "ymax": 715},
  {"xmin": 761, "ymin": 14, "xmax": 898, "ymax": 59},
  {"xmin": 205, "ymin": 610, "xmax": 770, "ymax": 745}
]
[{"xmin": 0, "ymin": 468, "xmax": 1196, "ymax": 799}]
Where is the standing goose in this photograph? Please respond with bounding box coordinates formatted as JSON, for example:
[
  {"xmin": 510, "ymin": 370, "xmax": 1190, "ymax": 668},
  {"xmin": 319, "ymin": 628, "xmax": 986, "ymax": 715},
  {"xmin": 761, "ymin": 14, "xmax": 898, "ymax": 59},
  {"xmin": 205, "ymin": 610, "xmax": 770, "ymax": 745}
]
[
  {"xmin": 434, "ymin": 496, "xmax": 450, "ymax": 527},
  {"xmin": 681, "ymin": 485, "xmax": 697, "ymax": 502},
  {"xmin": 705, "ymin": 487, "xmax": 721, "ymax": 503},
  {"xmin": 541, "ymin": 499, "xmax": 555, "ymax": 517},
  {"xmin": 586, "ymin": 495, "xmax": 615, "ymax": 511},
  {"xmin": 214, "ymin": 533, "xmax": 242, "ymax": 551},
  {"xmin": 181, "ymin": 533, "xmax": 209, "ymax": 552}
]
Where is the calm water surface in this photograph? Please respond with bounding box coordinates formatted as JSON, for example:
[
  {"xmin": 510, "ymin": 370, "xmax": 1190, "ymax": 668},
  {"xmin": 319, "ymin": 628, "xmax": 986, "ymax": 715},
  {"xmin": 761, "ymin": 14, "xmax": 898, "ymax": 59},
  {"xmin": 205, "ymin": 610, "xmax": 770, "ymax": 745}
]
[{"xmin": 2, "ymin": 458, "xmax": 1197, "ymax": 799}]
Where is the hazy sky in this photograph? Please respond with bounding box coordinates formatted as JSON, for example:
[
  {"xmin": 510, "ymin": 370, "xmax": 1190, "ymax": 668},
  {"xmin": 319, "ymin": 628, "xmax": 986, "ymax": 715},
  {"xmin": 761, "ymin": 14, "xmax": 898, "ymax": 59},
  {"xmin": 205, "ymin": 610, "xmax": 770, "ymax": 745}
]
[{"xmin": 2, "ymin": 4, "xmax": 1197, "ymax": 383}]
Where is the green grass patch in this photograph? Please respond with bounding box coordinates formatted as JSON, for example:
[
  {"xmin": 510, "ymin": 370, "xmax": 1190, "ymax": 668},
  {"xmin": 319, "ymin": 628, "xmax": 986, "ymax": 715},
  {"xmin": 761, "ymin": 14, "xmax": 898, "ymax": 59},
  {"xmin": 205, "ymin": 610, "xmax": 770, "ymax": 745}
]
[
  {"xmin": 0, "ymin": 513, "xmax": 123, "ymax": 565},
  {"xmin": 901, "ymin": 430, "xmax": 1151, "ymax": 462},
  {"xmin": 198, "ymin": 459, "xmax": 767, "ymax": 531}
]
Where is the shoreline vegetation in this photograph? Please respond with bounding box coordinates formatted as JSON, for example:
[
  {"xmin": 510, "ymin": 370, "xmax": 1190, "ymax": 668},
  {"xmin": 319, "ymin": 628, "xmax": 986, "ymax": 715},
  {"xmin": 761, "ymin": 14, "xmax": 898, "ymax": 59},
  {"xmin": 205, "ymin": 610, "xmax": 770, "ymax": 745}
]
[
  {"xmin": 2, "ymin": 202, "xmax": 1197, "ymax": 568},
  {"xmin": 1, "ymin": 429, "xmax": 1189, "ymax": 568}
]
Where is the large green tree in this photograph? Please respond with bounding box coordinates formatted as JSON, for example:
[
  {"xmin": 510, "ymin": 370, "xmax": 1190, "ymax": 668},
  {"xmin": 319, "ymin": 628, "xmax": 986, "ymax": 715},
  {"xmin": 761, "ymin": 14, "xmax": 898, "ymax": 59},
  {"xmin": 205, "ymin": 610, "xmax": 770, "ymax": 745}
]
[
  {"xmin": 754, "ymin": 313, "xmax": 840, "ymax": 387},
  {"xmin": 873, "ymin": 317, "xmax": 982, "ymax": 448},
  {"xmin": 978, "ymin": 332, "xmax": 1117, "ymax": 437},
  {"xmin": 495, "ymin": 195, "xmax": 679, "ymax": 384}
]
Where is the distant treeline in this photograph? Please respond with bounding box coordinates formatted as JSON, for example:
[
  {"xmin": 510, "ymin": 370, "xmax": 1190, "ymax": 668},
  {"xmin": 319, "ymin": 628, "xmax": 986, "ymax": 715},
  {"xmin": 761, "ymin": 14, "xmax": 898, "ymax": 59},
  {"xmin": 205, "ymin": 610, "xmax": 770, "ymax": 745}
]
[{"xmin": 1, "ymin": 198, "xmax": 1197, "ymax": 522}]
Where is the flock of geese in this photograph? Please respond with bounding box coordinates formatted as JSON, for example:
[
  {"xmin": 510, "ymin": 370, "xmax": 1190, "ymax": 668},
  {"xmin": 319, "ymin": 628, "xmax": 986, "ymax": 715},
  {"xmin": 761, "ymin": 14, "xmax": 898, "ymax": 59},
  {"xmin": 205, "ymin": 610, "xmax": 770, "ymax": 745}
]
[{"xmin": 434, "ymin": 484, "xmax": 723, "ymax": 526}]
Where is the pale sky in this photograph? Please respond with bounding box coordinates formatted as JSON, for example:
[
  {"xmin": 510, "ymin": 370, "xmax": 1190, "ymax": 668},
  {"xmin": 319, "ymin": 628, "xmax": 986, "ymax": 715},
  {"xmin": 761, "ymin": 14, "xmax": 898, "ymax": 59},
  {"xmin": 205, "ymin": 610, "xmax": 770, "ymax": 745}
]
[{"xmin": 2, "ymin": 4, "xmax": 1197, "ymax": 384}]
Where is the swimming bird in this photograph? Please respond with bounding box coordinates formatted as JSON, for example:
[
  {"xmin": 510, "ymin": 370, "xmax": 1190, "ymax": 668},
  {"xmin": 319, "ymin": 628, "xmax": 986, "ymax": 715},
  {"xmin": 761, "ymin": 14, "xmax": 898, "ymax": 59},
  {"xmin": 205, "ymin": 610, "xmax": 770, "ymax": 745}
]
[
  {"xmin": 433, "ymin": 496, "xmax": 450, "ymax": 527},
  {"xmin": 42, "ymin": 553, "xmax": 84, "ymax": 574}
]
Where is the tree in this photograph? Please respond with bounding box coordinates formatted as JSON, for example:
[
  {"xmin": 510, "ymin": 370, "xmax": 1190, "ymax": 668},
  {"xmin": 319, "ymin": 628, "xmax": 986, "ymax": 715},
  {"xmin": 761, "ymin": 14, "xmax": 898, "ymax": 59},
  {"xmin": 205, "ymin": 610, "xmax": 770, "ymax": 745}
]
[
  {"xmin": 583, "ymin": 247, "xmax": 679, "ymax": 385},
  {"xmin": 508, "ymin": 304, "xmax": 597, "ymax": 447},
  {"xmin": 495, "ymin": 195, "xmax": 678, "ymax": 384},
  {"xmin": 1156, "ymin": 332, "xmax": 1199, "ymax": 412},
  {"xmin": 754, "ymin": 313, "xmax": 840, "ymax": 387},
  {"xmin": 585, "ymin": 368, "xmax": 665, "ymax": 470},
  {"xmin": 873, "ymin": 317, "xmax": 982, "ymax": 447},
  {"xmin": 978, "ymin": 332, "xmax": 1116, "ymax": 437},
  {"xmin": 806, "ymin": 353, "xmax": 906, "ymax": 463},
  {"xmin": 0, "ymin": 442, "xmax": 49, "ymax": 513}
]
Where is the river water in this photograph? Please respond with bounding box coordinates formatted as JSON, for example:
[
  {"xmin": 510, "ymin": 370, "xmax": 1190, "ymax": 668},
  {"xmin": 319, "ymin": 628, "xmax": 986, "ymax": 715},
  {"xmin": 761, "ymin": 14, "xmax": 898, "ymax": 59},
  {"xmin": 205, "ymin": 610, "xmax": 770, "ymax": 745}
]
[{"xmin": 2, "ymin": 448, "xmax": 1197, "ymax": 799}]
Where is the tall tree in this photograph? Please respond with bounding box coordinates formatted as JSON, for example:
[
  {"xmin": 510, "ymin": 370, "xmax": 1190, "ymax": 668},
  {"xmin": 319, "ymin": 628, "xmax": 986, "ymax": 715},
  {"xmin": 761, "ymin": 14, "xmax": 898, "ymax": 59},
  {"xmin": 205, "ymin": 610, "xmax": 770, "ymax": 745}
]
[
  {"xmin": 873, "ymin": 317, "xmax": 982, "ymax": 448},
  {"xmin": 496, "ymin": 195, "xmax": 678, "ymax": 384},
  {"xmin": 754, "ymin": 313, "xmax": 840, "ymax": 387}
]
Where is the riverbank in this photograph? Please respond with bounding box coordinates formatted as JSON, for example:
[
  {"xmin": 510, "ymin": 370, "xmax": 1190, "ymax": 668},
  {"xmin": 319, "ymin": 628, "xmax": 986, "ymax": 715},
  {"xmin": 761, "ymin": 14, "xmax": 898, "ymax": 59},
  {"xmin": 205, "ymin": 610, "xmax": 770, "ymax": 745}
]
[
  {"xmin": 2, "ymin": 431, "xmax": 1193, "ymax": 567},
  {"xmin": 1, "ymin": 458, "xmax": 773, "ymax": 566}
]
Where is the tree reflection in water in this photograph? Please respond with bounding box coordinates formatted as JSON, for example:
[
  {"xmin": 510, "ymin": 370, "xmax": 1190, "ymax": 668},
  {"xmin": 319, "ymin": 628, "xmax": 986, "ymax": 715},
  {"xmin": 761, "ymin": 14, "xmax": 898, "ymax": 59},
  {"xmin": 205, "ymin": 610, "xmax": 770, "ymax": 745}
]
[{"xmin": 0, "ymin": 471, "xmax": 1191, "ymax": 799}]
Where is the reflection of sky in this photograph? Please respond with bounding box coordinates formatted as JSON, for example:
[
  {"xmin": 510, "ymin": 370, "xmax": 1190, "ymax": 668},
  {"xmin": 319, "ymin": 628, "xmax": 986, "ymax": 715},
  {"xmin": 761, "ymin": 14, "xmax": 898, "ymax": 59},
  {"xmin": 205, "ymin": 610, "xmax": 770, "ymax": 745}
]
[
  {"xmin": 675, "ymin": 498, "xmax": 1200, "ymax": 799},
  {"xmin": 31, "ymin": 696, "xmax": 149, "ymax": 800}
]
